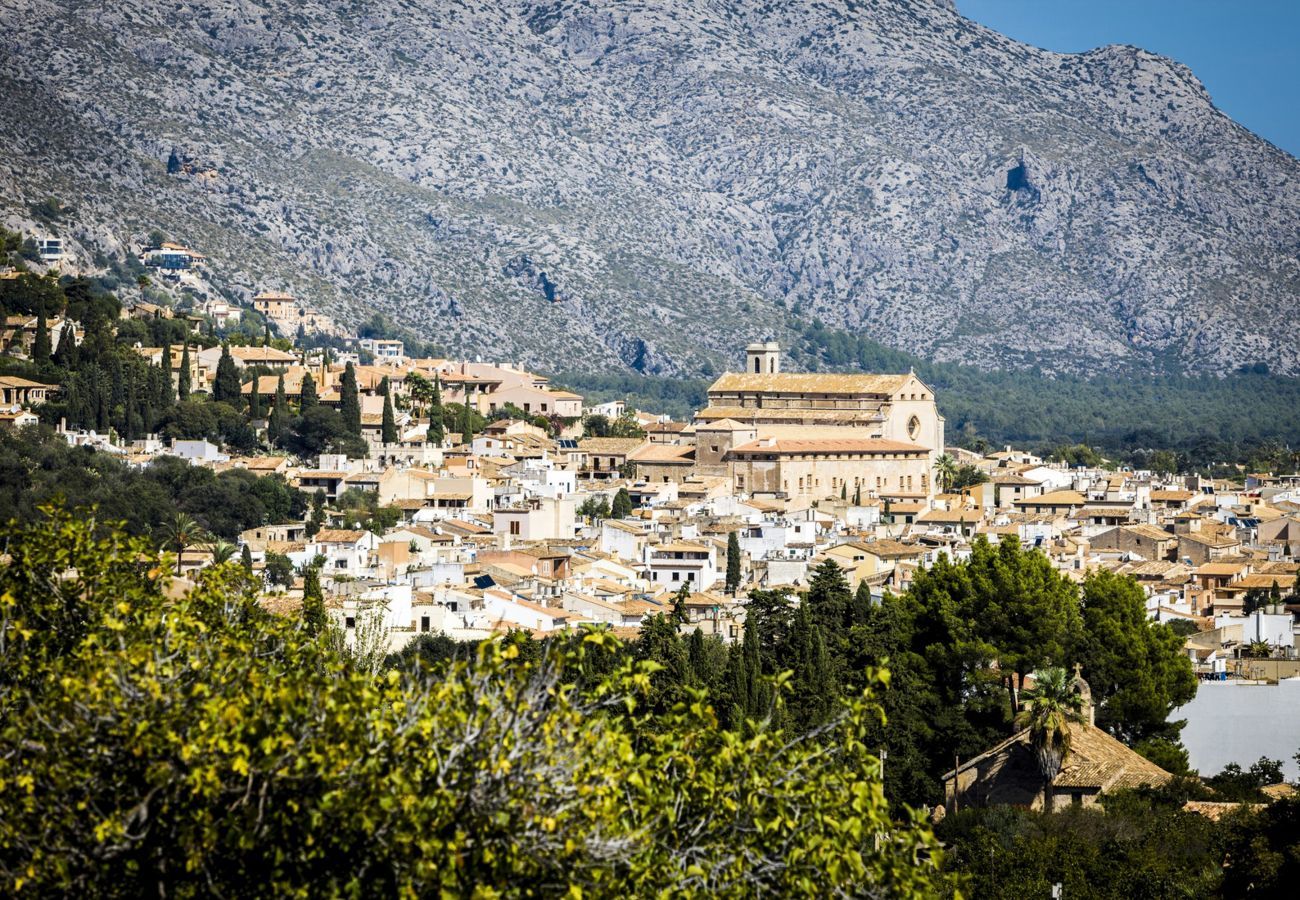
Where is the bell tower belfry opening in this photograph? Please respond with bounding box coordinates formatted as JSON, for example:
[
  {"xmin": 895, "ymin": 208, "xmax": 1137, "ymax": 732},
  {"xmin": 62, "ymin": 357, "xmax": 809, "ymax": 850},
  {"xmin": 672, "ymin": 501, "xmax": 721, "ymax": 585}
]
[{"xmin": 745, "ymin": 340, "xmax": 781, "ymax": 375}]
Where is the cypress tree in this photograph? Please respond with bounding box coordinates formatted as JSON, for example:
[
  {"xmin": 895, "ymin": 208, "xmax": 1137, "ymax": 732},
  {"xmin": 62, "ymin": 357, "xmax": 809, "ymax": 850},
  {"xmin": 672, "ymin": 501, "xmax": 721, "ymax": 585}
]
[
  {"xmin": 726, "ymin": 530, "xmax": 742, "ymax": 594},
  {"xmin": 51, "ymin": 323, "xmax": 77, "ymax": 368},
  {"xmin": 840, "ymin": 482, "xmax": 847, "ymax": 501},
  {"xmin": 124, "ymin": 370, "xmax": 140, "ymax": 440},
  {"xmin": 248, "ymin": 373, "xmax": 262, "ymax": 419},
  {"xmin": 241, "ymin": 543, "xmax": 254, "ymax": 572},
  {"xmin": 264, "ymin": 322, "xmax": 272, "ymax": 345},
  {"xmin": 427, "ymin": 375, "xmax": 445, "ymax": 444},
  {"xmin": 160, "ymin": 343, "xmax": 175, "ymax": 405},
  {"xmin": 611, "ymin": 487, "xmax": 633, "ymax": 519},
  {"xmin": 852, "ymin": 580, "xmax": 873, "ymax": 625},
  {"xmin": 742, "ymin": 624, "xmax": 771, "ymax": 723},
  {"xmin": 461, "ymin": 403, "xmax": 476, "ymax": 445},
  {"xmin": 177, "ymin": 343, "xmax": 191, "ymax": 401},
  {"xmin": 853, "ymin": 483, "xmax": 861, "ymax": 505},
  {"xmin": 32, "ymin": 308, "xmax": 51, "ymax": 363},
  {"xmin": 269, "ymin": 372, "xmax": 287, "ymax": 444},
  {"xmin": 302, "ymin": 564, "xmax": 327, "ymax": 635},
  {"xmin": 380, "ymin": 376, "xmax": 398, "ymax": 444},
  {"xmin": 299, "ymin": 371, "xmax": 317, "ymax": 411},
  {"xmin": 340, "ymin": 362, "xmax": 361, "ymax": 435},
  {"xmin": 214, "ymin": 342, "xmax": 241, "ymax": 405}
]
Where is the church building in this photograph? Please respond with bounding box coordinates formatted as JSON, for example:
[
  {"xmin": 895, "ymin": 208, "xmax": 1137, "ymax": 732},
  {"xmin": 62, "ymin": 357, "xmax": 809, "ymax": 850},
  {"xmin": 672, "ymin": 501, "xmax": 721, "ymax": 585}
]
[{"xmin": 694, "ymin": 342, "xmax": 944, "ymax": 503}]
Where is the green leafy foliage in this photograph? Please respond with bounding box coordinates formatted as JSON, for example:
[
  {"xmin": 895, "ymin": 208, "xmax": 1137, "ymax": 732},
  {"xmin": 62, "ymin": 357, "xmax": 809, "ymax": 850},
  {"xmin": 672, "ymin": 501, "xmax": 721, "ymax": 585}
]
[{"xmin": 0, "ymin": 509, "xmax": 949, "ymax": 896}]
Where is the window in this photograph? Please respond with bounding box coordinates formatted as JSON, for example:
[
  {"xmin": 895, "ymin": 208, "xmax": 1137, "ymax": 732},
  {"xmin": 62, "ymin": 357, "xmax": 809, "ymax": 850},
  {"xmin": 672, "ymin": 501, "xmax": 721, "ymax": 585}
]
[
  {"xmin": 672, "ymin": 572, "xmax": 681, "ymax": 582},
  {"xmin": 345, "ymin": 616, "xmax": 356, "ymax": 629},
  {"xmin": 420, "ymin": 616, "xmax": 430, "ymax": 632},
  {"xmin": 509, "ymin": 520, "xmax": 521, "ymax": 536}
]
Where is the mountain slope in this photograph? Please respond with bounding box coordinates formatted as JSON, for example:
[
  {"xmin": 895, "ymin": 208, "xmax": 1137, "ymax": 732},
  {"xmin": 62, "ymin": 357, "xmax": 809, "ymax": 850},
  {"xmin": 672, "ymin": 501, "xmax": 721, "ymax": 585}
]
[{"xmin": 1, "ymin": 0, "xmax": 1297, "ymax": 376}]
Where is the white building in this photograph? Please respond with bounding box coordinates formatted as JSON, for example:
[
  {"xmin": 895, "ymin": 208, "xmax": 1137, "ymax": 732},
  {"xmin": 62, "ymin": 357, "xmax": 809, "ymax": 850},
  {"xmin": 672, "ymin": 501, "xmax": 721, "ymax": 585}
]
[
  {"xmin": 645, "ymin": 541, "xmax": 719, "ymax": 591},
  {"xmin": 494, "ymin": 496, "xmax": 577, "ymax": 543}
]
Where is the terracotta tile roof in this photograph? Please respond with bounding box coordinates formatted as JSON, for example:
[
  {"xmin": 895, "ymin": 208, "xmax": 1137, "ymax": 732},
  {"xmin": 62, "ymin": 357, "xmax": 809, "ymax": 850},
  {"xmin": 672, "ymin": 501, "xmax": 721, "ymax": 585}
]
[
  {"xmin": 578, "ymin": 437, "xmax": 646, "ymax": 454},
  {"xmin": 708, "ymin": 372, "xmax": 912, "ymax": 395},
  {"xmin": 730, "ymin": 438, "xmax": 925, "ymax": 455},
  {"xmin": 628, "ymin": 444, "xmax": 695, "ymax": 463},
  {"xmin": 313, "ymin": 529, "xmax": 367, "ymax": 543}
]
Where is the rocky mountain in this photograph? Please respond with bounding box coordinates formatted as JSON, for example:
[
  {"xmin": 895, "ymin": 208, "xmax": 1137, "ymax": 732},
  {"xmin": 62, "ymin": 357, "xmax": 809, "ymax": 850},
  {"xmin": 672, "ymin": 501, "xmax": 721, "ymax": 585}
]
[{"xmin": 1, "ymin": 0, "xmax": 1297, "ymax": 376}]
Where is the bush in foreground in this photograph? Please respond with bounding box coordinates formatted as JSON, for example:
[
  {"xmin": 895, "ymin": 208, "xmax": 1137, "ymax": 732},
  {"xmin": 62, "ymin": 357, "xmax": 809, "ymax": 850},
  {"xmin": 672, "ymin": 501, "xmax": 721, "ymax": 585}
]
[{"xmin": 0, "ymin": 508, "xmax": 948, "ymax": 896}]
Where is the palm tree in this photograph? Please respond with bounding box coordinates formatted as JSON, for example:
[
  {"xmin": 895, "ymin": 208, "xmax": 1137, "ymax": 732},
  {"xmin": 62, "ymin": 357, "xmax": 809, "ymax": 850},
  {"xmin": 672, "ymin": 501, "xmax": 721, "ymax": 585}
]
[
  {"xmin": 160, "ymin": 512, "xmax": 208, "ymax": 576},
  {"xmin": 1016, "ymin": 666, "xmax": 1084, "ymax": 812},
  {"xmin": 934, "ymin": 452, "xmax": 958, "ymax": 493},
  {"xmin": 202, "ymin": 539, "xmax": 239, "ymax": 566}
]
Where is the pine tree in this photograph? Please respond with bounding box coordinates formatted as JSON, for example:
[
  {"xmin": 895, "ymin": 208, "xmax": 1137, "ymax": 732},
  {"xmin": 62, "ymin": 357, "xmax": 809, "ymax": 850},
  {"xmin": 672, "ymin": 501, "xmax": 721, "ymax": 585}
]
[
  {"xmin": 726, "ymin": 530, "xmax": 742, "ymax": 595},
  {"xmin": 32, "ymin": 308, "xmax": 51, "ymax": 363},
  {"xmin": 302, "ymin": 564, "xmax": 327, "ymax": 636},
  {"xmin": 380, "ymin": 376, "xmax": 398, "ymax": 444},
  {"xmin": 248, "ymin": 374, "xmax": 263, "ymax": 419},
  {"xmin": 269, "ymin": 372, "xmax": 287, "ymax": 444},
  {"xmin": 177, "ymin": 343, "xmax": 191, "ymax": 401},
  {"xmin": 214, "ymin": 343, "xmax": 241, "ymax": 405},
  {"xmin": 611, "ymin": 487, "xmax": 633, "ymax": 519},
  {"xmin": 299, "ymin": 371, "xmax": 318, "ymax": 411},
  {"xmin": 340, "ymin": 362, "xmax": 361, "ymax": 435},
  {"xmin": 241, "ymin": 543, "xmax": 254, "ymax": 572}
]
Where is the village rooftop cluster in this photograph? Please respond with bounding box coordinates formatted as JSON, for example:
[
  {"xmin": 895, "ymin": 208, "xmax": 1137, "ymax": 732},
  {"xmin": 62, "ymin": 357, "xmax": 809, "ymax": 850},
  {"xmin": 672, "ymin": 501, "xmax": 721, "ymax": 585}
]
[{"xmin": 5, "ymin": 288, "xmax": 1299, "ymax": 679}]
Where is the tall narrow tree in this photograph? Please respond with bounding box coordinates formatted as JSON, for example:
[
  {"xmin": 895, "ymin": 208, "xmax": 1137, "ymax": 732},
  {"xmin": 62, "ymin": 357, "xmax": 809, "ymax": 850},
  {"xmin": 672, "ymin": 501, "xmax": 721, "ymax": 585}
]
[
  {"xmin": 427, "ymin": 374, "xmax": 445, "ymax": 444},
  {"xmin": 340, "ymin": 362, "xmax": 361, "ymax": 435},
  {"xmin": 302, "ymin": 563, "xmax": 327, "ymax": 636},
  {"xmin": 269, "ymin": 372, "xmax": 287, "ymax": 444},
  {"xmin": 380, "ymin": 376, "xmax": 398, "ymax": 444},
  {"xmin": 31, "ymin": 307, "xmax": 51, "ymax": 363},
  {"xmin": 213, "ymin": 342, "xmax": 241, "ymax": 405},
  {"xmin": 299, "ymin": 370, "xmax": 317, "ymax": 411},
  {"xmin": 248, "ymin": 373, "xmax": 263, "ymax": 419},
  {"xmin": 177, "ymin": 342, "xmax": 191, "ymax": 401},
  {"xmin": 51, "ymin": 323, "xmax": 77, "ymax": 368},
  {"xmin": 160, "ymin": 343, "xmax": 175, "ymax": 405},
  {"xmin": 726, "ymin": 531, "xmax": 742, "ymax": 595},
  {"xmin": 611, "ymin": 487, "xmax": 633, "ymax": 519}
]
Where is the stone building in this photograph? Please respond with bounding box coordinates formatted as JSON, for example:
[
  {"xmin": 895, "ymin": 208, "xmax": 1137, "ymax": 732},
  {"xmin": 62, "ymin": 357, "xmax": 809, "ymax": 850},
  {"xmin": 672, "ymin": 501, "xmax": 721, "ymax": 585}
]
[{"xmin": 695, "ymin": 342, "xmax": 943, "ymax": 501}]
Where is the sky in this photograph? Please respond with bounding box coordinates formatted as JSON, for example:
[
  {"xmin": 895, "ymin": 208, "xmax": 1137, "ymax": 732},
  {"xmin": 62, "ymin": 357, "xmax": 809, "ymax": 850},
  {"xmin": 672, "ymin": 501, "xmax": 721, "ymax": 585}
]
[{"xmin": 957, "ymin": 0, "xmax": 1300, "ymax": 158}]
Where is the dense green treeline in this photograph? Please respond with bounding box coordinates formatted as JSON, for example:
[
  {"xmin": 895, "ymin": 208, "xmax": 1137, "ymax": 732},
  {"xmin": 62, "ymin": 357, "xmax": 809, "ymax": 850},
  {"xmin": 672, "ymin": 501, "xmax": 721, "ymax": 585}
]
[
  {"xmin": 0, "ymin": 426, "xmax": 307, "ymax": 543},
  {"xmin": 396, "ymin": 542, "xmax": 1197, "ymax": 810},
  {"xmin": 558, "ymin": 320, "xmax": 1300, "ymax": 471}
]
